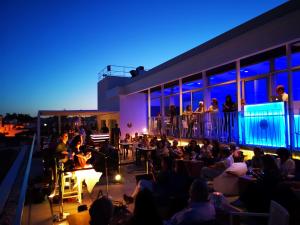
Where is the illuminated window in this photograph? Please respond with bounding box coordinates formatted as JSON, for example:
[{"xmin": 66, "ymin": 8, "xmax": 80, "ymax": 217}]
[
  {"xmin": 245, "ymin": 79, "xmax": 268, "ymax": 104},
  {"xmin": 192, "ymin": 91, "xmax": 203, "ymax": 111},
  {"xmin": 208, "ymin": 70, "xmax": 236, "ymax": 86},
  {"xmin": 240, "ymin": 61, "xmax": 270, "ymax": 78},
  {"xmin": 210, "ymin": 83, "xmax": 237, "ymax": 107},
  {"xmin": 293, "ymin": 71, "xmax": 300, "ymax": 101}
]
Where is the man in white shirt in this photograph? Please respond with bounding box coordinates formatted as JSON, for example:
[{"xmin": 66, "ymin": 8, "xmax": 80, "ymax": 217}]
[{"xmin": 276, "ymin": 85, "xmax": 288, "ymax": 102}]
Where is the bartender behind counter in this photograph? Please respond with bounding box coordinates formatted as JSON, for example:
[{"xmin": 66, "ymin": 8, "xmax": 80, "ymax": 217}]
[{"xmin": 275, "ymin": 85, "xmax": 288, "ymax": 102}]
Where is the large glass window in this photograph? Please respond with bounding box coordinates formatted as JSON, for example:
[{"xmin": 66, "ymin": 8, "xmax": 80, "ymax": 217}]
[
  {"xmin": 151, "ymin": 86, "xmax": 161, "ymax": 98},
  {"xmin": 210, "ymin": 83, "xmax": 237, "ymax": 108},
  {"xmin": 292, "ymin": 52, "xmax": 300, "ymax": 67},
  {"xmin": 182, "ymin": 92, "xmax": 191, "ymax": 112},
  {"xmin": 273, "ymin": 72, "xmax": 288, "ymax": 96},
  {"xmin": 240, "ymin": 61, "xmax": 270, "ymax": 78},
  {"xmin": 208, "ymin": 70, "xmax": 236, "ymax": 86},
  {"xmin": 151, "ymin": 98, "xmax": 161, "ymax": 117},
  {"xmin": 293, "ymin": 71, "xmax": 300, "ymax": 101},
  {"xmin": 165, "ymin": 95, "xmax": 180, "ymax": 116},
  {"xmin": 182, "ymin": 79, "xmax": 203, "ymax": 91},
  {"xmin": 275, "ymin": 56, "xmax": 287, "ymax": 71},
  {"xmin": 244, "ymin": 78, "xmax": 268, "ymax": 104},
  {"xmin": 164, "ymin": 81, "xmax": 179, "ymax": 96},
  {"xmin": 192, "ymin": 91, "xmax": 204, "ymax": 111}
]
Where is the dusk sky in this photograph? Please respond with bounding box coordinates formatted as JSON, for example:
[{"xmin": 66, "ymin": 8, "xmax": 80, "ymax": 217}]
[{"xmin": 0, "ymin": 0, "xmax": 286, "ymax": 116}]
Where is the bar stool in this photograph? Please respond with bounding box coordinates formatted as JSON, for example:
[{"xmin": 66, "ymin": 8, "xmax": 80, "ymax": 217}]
[{"xmin": 61, "ymin": 171, "xmax": 82, "ymax": 203}]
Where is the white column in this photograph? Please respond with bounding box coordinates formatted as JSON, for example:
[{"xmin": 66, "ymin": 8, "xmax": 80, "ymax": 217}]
[
  {"xmin": 179, "ymin": 79, "xmax": 183, "ymax": 115},
  {"xmin": 161, "ymin": 85, "xmax": 165, "ymax": 132},
  {"xmin": 286, "ymin": 43, "xmax": 294, "ymax": 149},
  {"xmin": 203, "ymin": 71, "xmax": 210, "ymax": 110},
  {"xmin": 236, "ymin": 60, "xmax": 241, "ymax": 111},
  {"xmin": 148, "ymin": 89, "xmax": 151, "ymax": 132}
]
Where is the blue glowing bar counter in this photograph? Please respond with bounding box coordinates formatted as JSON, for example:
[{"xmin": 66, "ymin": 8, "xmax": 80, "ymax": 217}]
[{"xmin": 241, "ymin": 102, "xmax": 289, "ymax": 148}]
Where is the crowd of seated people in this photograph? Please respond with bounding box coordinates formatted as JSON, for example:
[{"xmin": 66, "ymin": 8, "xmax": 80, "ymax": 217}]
[{"xmin": 45, "ymin": 130, "xmax": 300, "ymax": 225}]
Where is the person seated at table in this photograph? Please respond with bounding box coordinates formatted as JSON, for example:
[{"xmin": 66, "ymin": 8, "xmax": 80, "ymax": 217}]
[
  {"xmin": 55, "ymin": 131, "xmax": 69, "ymax": 164},
  {"xmin": 213, "ymin": 150, "xmax": 248, "ymax": 196},
  {"xmin": 198, "ymin": 138, "xmax": 214, "ymax": 164},
  {"xmin": 70, "ymin": 134, "xmax": 91, "ymax": 168},
  {"xmin": 239, "ymin": 154, "xmax": 282, "ymax": 212},
  {"xmin": 139, "ymin": 134, "xmax": 150, "ymax": 147},
  {"xmin": 250, "ymin": 147, "xmax": 264, "ymax": 169},
  {"xmin": 121, "ymin": 133, "xmax": 132, "ymax": 158},
  {"xmin": 276, "ymin": 147, "xmax": 295, "ymax": 179},
  {"xmin": 201, "ymin": 147, "xmax": 233, "ymax": 180},
  {"xmin": 125, "ymin": 189, "xmax": 163, "ymax": 225},
  {"xmin": 89, "ymin": 196, "xmax": 114, "ymax": 225},
  {"xmin": 169, "ymin": 139, "xmax": 184, "ymax": 160},
  {"xmin": 161, "ymin": 134, "xmax": 171, "ymax": 148},
  {"xmin": 150, "ymin": 136, "xmax": 158, "ymax": 147},
  {"xmin": 166, "ymin": 179, "xmax": 215, "ymax": 225},
  {"xmin": 156, "ymin": 140, "xmax": 170, "ymax": 158},
  {"xmin": 123, "ymin": 157, "xmax": 174, "ymax": 204},
  {"xmin": 211, "ymin": 139, "xmax": 221, "ymax": 162},
  {"xmin": 184, "ymin": 139, "xmax": 201, "ymax": 160},
  {"xmin": 132, "ymin": 132, "xmax": 139, "ymax": 142}
]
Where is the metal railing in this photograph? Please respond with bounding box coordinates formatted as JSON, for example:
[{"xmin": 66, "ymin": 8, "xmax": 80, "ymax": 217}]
[
  {"xmin": 150, "ymin": 111, "xmax": 238, "ymax": 143},
  {"xmin": 150, "ymin": 111, "xmax": 300, "ymax": 150},
  {"xmin": 98, "ymin": 65, "xmax": 136, "ymax": 81},
  {"xmin": 14, "ymin": 134, "xmax": 36, "ymax": 225}
]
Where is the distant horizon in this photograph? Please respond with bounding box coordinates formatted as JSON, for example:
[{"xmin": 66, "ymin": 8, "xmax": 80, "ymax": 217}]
[{"xmin": 0, "ymin": 0, "xmax": 287, "ymax": 116}]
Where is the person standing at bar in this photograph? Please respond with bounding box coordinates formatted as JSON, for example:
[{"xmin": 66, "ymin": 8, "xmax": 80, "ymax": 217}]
[
  {"xmin": 276, "ymin": 85, "xmax": 288, "ymax": 102},
  {"xmin": 222, "ymin": 95, "xmax": 237, "ymax": 142},
  {"xmin": 194, "ymin": 101, "xmax": 205, "ymax": 137},
  {"xmin": 111, "ymin": 123, "xmax": 121, "ymax": 149}
]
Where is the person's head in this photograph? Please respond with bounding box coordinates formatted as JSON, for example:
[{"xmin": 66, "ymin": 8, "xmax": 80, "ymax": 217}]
[
  {"xmin": 189, "ymin": 179, "xmax": 209, "ymax": 203},
  {"xmin": 225, "ymin": 95, "xmax": 233, "ymax": 103},
  {"xmin": 276, "ymin": 85, "xmax": 285, "ymax": 95},
  {"xmin": 186, "ymin": 105, "xmax": 191, "ymax": 111},
  {"xmin": 220, "ymin": 146, "xmax": 231, "ymax": 158},
  {"xmin": 229, "ymin": 142, "xmax": 237, "ymax": 153},
  {"xmin": 157, "ymin": 140, "xmax": 165, "ymax": 149},
  {"xmin": 233, "ymin": 150, "xmax": 244, "ymax": 162},
  {"xmin": 135, "ymin": 132, "xmax": 138, "ymax": 137},
  {"xmin": 253, "ymin": 147, "xmax": 264, "ymax": 157},
  {"xmin": 241, "ymin": 98, "xmax": 246, "ymax": 106},
  {"xmin": 212, "ymin": 98, "xmax": 218, "ymax": 106},
  {"xmin": 89, "ymin": 196, "xmax": 114, "ymax": 225},
  {"xmin": 276, "ymin": 147, "xmax": 290, "ymax": 162},
  {"xmin": 172, "ymin": 139, "xmax": 178, "ymax": 147},
  {"xmin": 125, "ymin": 133, "xmax": 130, "ymax": 139},
  {"xmin": 190, "ymin": 139, "xmax": 197, "ymax": 148},
  {"xmin": 211, "ymin": 139, "xmax": 220, "ymax": 148},
  {"xmin": 199, "ymin": 101, "xmax": 204, "ymax": 107},
  {"xmin": 115, "ymin": 123, "xmax": 118, "ymax": 128},
  {"xmin": 262, "ymin": 154, "xmax": 279, "ymax": 174},
  {"xmin": 60, "ymin": 132, "xmax": 68, "ymax": 144},
  {"xmin": 202, "ymin": 138, "xmax": 210, "ymax": 146},
  {"xmin": 71, "ymin": 135, "xmax": 82, "ymax": 148}
]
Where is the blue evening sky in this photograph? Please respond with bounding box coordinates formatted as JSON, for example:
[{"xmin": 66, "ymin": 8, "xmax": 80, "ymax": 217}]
[{"xmin": 0, "ymin": 0, "xmax": 286, "ymax": 116}]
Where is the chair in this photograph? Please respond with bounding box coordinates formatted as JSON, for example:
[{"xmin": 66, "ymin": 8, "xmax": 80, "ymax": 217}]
[{"xmin": 230, "ymin": 200, "xmax": 289, "ymax": 225}]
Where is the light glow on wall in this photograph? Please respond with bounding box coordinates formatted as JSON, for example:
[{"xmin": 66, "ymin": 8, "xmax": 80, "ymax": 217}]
[{"xmin": 243, "ymin": 102, "xmax": 288, "ymax": 148}]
